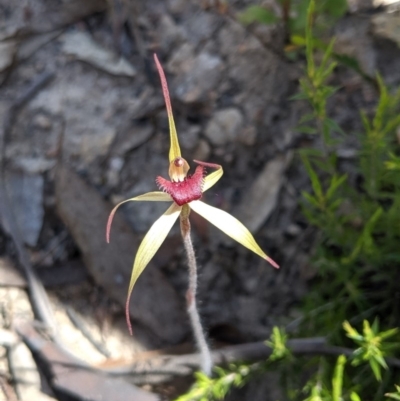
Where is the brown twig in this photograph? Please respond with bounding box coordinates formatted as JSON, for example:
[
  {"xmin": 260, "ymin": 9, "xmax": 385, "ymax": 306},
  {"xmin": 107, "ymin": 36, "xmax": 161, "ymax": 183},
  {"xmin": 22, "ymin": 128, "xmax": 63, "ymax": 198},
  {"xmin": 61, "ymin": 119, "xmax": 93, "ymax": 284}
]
[
  {"xmin": 0, "ymin": 374, "xmax": 18, "ymax": 401},
  {"xmin": 115, "ymin": 337, "xmax": 400, "ymax": 385},
  {"xmin": 66, "ymin": 307, "xmax": 111, "ymax": 358},
  {"xmin": 18, "ymin": 323, "xmax": 400, "ymax": 386}
]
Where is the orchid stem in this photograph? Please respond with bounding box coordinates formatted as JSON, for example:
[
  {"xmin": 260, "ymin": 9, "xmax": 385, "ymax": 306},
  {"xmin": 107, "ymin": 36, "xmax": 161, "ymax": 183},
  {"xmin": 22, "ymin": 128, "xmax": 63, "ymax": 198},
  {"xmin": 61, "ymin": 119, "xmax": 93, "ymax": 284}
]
[{"xmin": 180, "ymin": 205, "xmax": 212, "ymax": 376}]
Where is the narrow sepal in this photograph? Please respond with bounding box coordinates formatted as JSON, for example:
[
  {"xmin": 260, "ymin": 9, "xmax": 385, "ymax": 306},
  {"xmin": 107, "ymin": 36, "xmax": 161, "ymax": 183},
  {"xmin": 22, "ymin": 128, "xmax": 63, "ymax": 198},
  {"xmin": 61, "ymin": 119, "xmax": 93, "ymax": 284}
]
[
  {"xmin": 106, "ymin": 192, "xmax": 172, "ymax": 243},
  {"xmin": 125, "ymin": 202, "xmax": 182, "ymax": 334},
  {"xmin": 153, "ymin": 54, "xmax": 181, "ymax": 162},
  {"xmin": 190, "ymin": 200, "xmax": 279, "ymax": 268}
]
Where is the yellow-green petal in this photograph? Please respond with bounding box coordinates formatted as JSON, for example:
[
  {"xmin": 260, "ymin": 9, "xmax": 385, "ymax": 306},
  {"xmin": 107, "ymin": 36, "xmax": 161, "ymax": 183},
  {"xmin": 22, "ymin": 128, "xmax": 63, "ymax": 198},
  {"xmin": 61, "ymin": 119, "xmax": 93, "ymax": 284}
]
[
  {"xmin": 154, "ymin": 54, "xmax": 181, "ymax": 162},
  {"xmin": 125, "ymin": 202, "xmax": 181, "ymax": 334},
  {"xmin": 106, "ymin": 191, "xmax": 172, "ymax": 243},
  {"xmin": 203, "ymin": 164, "xmax": 223, "ymax": 192},
  {"xmin": 190, "ymin": 200, "xmax": 279, "ymax": 268}
]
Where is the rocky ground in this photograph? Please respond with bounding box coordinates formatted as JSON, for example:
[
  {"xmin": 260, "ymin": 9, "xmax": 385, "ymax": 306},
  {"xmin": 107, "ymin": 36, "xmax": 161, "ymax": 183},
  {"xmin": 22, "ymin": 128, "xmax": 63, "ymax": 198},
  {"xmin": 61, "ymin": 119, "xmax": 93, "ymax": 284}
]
[{"xmin": 0, "ymin": 0, "xmax": 400, "ymax": 400}]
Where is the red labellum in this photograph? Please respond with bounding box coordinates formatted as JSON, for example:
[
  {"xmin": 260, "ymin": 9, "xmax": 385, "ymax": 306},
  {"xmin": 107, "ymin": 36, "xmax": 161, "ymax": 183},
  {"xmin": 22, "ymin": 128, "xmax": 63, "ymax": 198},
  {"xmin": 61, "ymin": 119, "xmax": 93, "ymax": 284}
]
[{"xmin": 157, "ymin": 165, "xmax": 205, "ymax": 206}]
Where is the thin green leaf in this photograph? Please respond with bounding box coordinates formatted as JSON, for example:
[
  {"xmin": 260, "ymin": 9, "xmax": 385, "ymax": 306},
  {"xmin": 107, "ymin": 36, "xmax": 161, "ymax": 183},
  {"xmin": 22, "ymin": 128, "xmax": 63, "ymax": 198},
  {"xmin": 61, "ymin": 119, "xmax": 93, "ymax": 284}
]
[
  {"xmin": 302, "ymin": 155, "xmax": 324, "ymax": 201},
  {"xmin": 297, "ymin": 125, "xmax": 318, "ymax": 134},
  {"xmin": 350, "ymin": 391, "xmax": 361, "ymax": 401},
  {"xmin": 325, "ymin": 118, "xmax": 346, "ymax": 136},
  {"xmin": 302, "ymin": 191, "xmax": 321, "ymax": 208},
  {"xmin": 332, "ymin": 355, "xmax": 346, "ymax": 401},
  {"xmin": 369, "ymin": 358, "xmax": 382, "ymax": 382},
  {"xmin": 326, "ymin": 174, "xmax": 347, "ymax": 200},
  {"xmin": 239, "ymin": 5, "xmax": 279, "ymax": 25}
]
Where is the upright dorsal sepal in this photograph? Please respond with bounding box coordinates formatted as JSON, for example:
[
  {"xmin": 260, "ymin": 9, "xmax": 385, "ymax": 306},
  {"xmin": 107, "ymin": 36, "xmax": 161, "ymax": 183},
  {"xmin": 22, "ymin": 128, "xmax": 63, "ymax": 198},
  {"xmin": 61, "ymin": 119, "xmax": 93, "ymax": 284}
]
[{"xmin": 154, "ymin": 54, "xmax": 181, "ymax": 162}]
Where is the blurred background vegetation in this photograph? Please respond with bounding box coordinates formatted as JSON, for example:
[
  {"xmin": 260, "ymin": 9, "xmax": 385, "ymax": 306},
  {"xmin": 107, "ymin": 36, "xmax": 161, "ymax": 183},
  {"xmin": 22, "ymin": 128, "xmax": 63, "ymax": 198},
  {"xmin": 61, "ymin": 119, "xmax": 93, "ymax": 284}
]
[{"xmin": 179, "ymin": 0, "xmax": 400, "ymax": 400}]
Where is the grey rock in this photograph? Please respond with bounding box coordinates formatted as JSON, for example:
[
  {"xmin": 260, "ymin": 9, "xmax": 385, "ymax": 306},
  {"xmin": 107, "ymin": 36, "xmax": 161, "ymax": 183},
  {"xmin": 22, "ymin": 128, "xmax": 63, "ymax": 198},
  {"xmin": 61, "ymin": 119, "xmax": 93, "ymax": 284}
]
[
  {"xmin": 372, "ymin": 11, "xmax": 400, "ymax": 47},
  {"xmin": 347, "ymin": 0, "xmax": 374, "ymax": 12},
  {"xmin": 237, "ymin": 125, "xmax": 257, "ymax": 146},
  {"xmin": 79, "ymin": 128, "xmax": 116, "ymax": 164},
  {"xmin": 5, "ymin": 171, "xmax": 44, "ymax": 247},
  {"xmin": 334, "ymin": 16, "xmax": 376, "ymax": 76},
  {"xmin": 32, "ymin": 113, "xmax": 52, "ymax": 129},
  {"xmin": 8, "ymin": 339, "xmax": 57, "ymax": 401},
  {"xmin": 234, "ymin": 153, "xmax": 292, "ymax": 233},
  {"xmin": 167, "ymin": 43, "xmax": 195, "ymax": 75},
  {"xmin": 182, "ymin": 10, "xmax": 221, "ymax": 46},
  {"xmin": 112, "ymin": 123, "xmax": 153, "ymax": 156},
  {"xmin": 173, "ymin": 52, "xmax": 223, "ymax": 103},
  {"xmin": 179, "ymin": 123, "xmax": 201, "ymax": 150},
  {"xmin": 63, "ymin": 31, "xmax": 136, "ymax": 77},
  {"xmin": 193, "ymin": 139, "xmax": 211, "ymax": 161},
  {"xmin": 158, "ymin": 14, "xmax": 186, "ymax": 52},
  {"xmin": 0, "ymin": 39, "xmax": 16, "ymax": 72},
  {"xmin": 219, "ymin": 19, "xmax": 289, "ymax": 123},
  {"xmin": 124, "ymin": 180, "xmax": 172, "ymax": 233},
  {"xmin": 205, "ymin": 108, "xmax": 244, "ymax": 146},
  {"xmin": 13, "ymin": 157, "xmax": 56, "ymax": 174},
  {"xmin": 168, "ymin": 0, "xmax": 187, "ymax": 14},
  {"xmin": 285, "ymin": 223, "xmax": 302, "ymax": 237},
  {"xmin": 106, "ymin": 157, "xmax": 125, "ymax": 187},
  {"xmin": 234, "ymin": 296, "xmax": 270, "ymax": 337}
]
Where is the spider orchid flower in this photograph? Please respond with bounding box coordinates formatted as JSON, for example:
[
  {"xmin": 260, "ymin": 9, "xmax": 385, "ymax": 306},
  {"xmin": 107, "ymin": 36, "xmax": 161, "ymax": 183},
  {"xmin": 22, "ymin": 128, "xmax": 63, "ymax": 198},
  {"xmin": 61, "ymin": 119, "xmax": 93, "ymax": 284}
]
[{"xmin": 107, "ymin": 54, "xmax": 279, "ymax": 334}]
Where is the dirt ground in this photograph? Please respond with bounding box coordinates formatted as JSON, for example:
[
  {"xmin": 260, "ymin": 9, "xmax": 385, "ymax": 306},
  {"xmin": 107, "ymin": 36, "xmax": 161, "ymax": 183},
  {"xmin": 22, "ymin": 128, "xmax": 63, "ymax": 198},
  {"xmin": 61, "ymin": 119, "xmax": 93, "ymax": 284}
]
[{"xmin": 0, "ymin": 0, "xmax": 400, "ymax": 400}]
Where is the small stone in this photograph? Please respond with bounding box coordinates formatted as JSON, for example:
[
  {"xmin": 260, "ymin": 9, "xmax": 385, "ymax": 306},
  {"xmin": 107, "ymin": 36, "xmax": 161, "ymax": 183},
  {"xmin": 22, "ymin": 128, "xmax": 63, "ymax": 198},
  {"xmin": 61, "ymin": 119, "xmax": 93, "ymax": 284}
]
[
  {"xmin": 334, "ymin": 16, "xmax": 376, "ymax": 76},
  {"xmin": 114, "ymin": 273, "xmax": 124, "ymax": 285},
  {"xmin": 5, "ymin": 172, "xmax": 44, "ymax": 247},
  {"xmin": 372, "ymin": 11, "xmax": 400, "ymax": 47},
  {"xmin": 80, "ymin": 129, "xmax": 116, "ymax": 164},
  {"xmin": 337, "ymin": 148, "xmax": 357, "ymax": 159},
  {"xmin": 168, "ymin": 0, "xmax": 186, "ymax": 14},
  {"xmin": 183, "ymin": 11, "xmax": 220, "ymax": 46},
  {"xmin": 13, "ymin": 157, "xmax": 56, "ymax": 174},
  {"xmin": 347, "ymin": 0, "xmax": 373, "ymax": 12},
  {"xmin": 107, "ymin": 157, "xmax": 125, "ymax": 187},
  {"xmin": 180, "ymin": 124, "xmax": 201, "ymax": 150},
  {"xmin": 110, "ymin": 157, "xmax": 124, "ymax": 171},
  {"xmin": 193, "ymin": 139, "xmax": 211, "ymax": 160},
  {"xmin": 285, "ymin": 223, "xmax": 302, "ymax": 237},
  {"xmin": 112, "ymin": 124, "xmax": 153, "ymax": 156},
  {"xmin": 173, "ymin": 52, "xmax": 223, "ymax": 103},
  {"xmin": 158, "ymin": 14, "xmax": 185, "ymax": 52},
  {"xmin": 205, "ymin": 108, "xmax": 244, "ymax": 146},
  {"xmin": 167, "ymin": 43, "xmax": 195, "ymax": 75},
  {"xmin": 63, "ymin": 31, "xmax": 136, "ymax": 77},
  {"xmin": 238, "ymin": 125, "xmax": 257, "ymax": 146},
  {"xmin": 234, "ymin": 153, "xmax": 292, "ymax": 233},
  {"xmin": 33, "ymin": 113, "xmax": 52, "ymax": 129},
  {"xmin": 125, "ymin": 180, "xmax": 171, "ymax": 233}
]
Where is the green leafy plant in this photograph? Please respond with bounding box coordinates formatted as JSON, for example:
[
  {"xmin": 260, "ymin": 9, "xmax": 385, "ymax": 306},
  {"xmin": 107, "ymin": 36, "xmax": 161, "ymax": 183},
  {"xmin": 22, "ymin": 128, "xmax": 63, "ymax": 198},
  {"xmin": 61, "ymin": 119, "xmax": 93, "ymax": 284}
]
[
  {"xmin": 302, "ymin": 355, "xmax": 350, "ymax": 401},
  {"xmin": 266, "ymin": 326, "xmax": 291, "ymax": 361},
  {"xmin": 174, "ymin": 327, "xmax": 290, "ymax": 401},
  {"xmin": 174, "ymin": 365, "xmax": 253, "ymax": 401},
  {"xmin": 176, "ymin": 0, "xmax": 400, "ymax": 399},
  {"xmin": 293, "ymin": 0, "xmax": 400, "ymax": 398},
  {"xmin": 175, "ymin": 320, "xmax": 399, "ymax": 401},
  {"xmin": 386, "ymin": 385, "xmax": 400, "ymax": 400},
  {"xmin": 343, "ymin": 320, "xmax": 398, "ymax": 382},
  {"xmin": 239, "ymin": 0, "xmax": 347, "ymax": 40}
]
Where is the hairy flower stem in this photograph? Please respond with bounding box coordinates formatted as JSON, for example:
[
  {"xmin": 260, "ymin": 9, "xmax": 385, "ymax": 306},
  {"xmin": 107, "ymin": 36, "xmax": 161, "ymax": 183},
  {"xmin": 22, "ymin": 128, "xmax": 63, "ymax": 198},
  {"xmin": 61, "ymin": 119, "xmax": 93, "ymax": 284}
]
[{"xmin": 180, "ymin": 205, "xmax": 212, "ymax": 376}]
